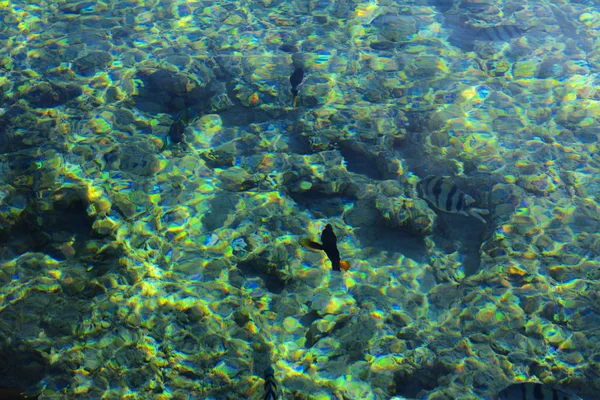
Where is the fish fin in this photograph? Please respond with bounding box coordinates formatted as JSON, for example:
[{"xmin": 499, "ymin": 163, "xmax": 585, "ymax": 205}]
[
  {"xmin": 464, "ymin": 194, "xmax": 476, "ymax": 205},
  {"xmin": 339, "ymin": 260, "xmax": 351, "ymax": 272},
  {"xmin": 263, "ymin": 366, "xmax": 278, "ymax": 400},
  {"xmin": 159, "ymin": 137, "xmax": 169, "ymax": 153},
  {"xmin": 467, "ymin": 207, "xmax": 489, "ymax": 223},
  {"xmin": 300, "ymin": 238, "xmax": 324, "ymax": 251}
]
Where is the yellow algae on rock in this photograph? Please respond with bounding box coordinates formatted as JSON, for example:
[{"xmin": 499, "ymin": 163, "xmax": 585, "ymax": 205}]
[
  {"xmin": 511, "ymin": 212, "xmax": 540, "ymax": 236},
  {"xmin": 315, "ymin": 317, "xmax": 337, "ymax": 333},
  {"xmin": 334, "ymin": 374, "xmax": 376, "ymax": 399},
  {"xmin": 548, "ymin": 265, "xmax": 571, "ymax": 281},
  {"xmin": 461, "ymin": 132, "xmax": 498, "ymax": 158},
  {"xmin": 286, "ymin": 348, "xmax": 305, "ymax": 362},
  {"xmin": 513, "ymin": 60, "xmax": 538, "ymax": 79},
  {"xmin": 92, "ymin": 217, "xmax": 117, "ymax": 235},
  {"xmin": 560, "ymin": 351, "xmax": 584, "ymax": 365},
  {"xmin": 86, "ymin": 184, "xmax": 105, "ymax": 203},
  {"xmin": 370, "ymin": 56, "xmax": 398, "ymax": 71},
  {"xmin": 87, "ymin": 116, "xmax": 112, "ymax": 134},
  {"xmin": 189, "ymin": 114, "xmax": 223, "ymax": 149},
  {"xmin": 580, "ymin": 12, "xmax": 595, "ymax": 25},
  {"xmin": 559, "ymin": 332, "xmax": 584, "ymax": 351},
  {"xmin": 519, "ymin": 173, "xmax": 557, "ymax": 195},
  {"xmin": 370, "ymin": 354, "xmax": 403, "ymax": 372},
  {"xmin": 244, "ymin": 321, "xmax": 259, "ymax": 333},
  {"xmin": 542, "ymin": 325, "xmax": 566, "ymax": 346},
  {"xmin": 283, "ymin": 317, "xmax": 302, "ymax": 333},
  {"xmin": 216, "ymin": 167, "xmax": 253, "ymax": 192},
  {"xmin": 312, "ymin": 293, "xmax": 356, "ymax": 315},
  {"xmin": 224, "ymin": 14, "xmax": 244, "ymax": 25},
  {"xmin": 475, "ymin": 305, "xmax": 498, "ymax": 324},
  {"xmin": 506, "ymin": 264, "xmax": 527, "ymax": 276},
  {"xmin": 138, "ymin": 281, "xmax": 159, "ymax": 297},
  {"xmin": 299, "ymin": 181, "xmax": 312, "ymax": 191},
  {"xmin": 88, "ymin": 198, "xmax": 111, "ymax": 217}
]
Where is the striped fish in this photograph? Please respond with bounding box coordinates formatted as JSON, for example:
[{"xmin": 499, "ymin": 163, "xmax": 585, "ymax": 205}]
[
  {"xmin": 490, "ymin": 382, "xmax": 583, "ymax": 400},
  {"xmin": 475, "ymin": 25, "xmax": 527, "ymax": 42},
  {"xmin": 417, "ymin": 176, "xmax": 489, "ymax": 223},
  {"xmin": 447, "ymin": 24, "xmax": 527, "ymax": 51},
  {"xmin": 263, "ymin": 366, "xmax": 278, "ymax": 400}
]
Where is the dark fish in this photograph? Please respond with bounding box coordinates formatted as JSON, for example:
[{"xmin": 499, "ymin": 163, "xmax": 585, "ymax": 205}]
[
  {"xmin": 426, "ymin": 0, "xmax": 454, "ymax": 13},
  {"xmin": 263, "ymin": 366, "xmax": 278, "ymax": 400},
  {"xmin": 58, "ymin": 1, "xmax": 96, "ymax": 14},
  {"xmin": 369, "ymin": 40, "xmax": 395, "ymax": 50},
  {"xmin": 160, "ymin": 113, "xmax": 186, "ymax": 152},
  {"xmin": 238, "ymin": 179, "xmax": 258, "ymax": 191},
  {"xmin": 289, "ymin": 67, "xmax": 304, "ymax": 107},
  {"xmin": 0, "ymin": 386, "xmax": 38, "ymax": 400},
  {"xmin": 548, "ymin": 4, "xmax": 593, "ymax": 52},
  {"xmin": 279, "ymin": 44, "xmax": 299, "ymax": 53},
  {"xmin": 490, "ymin": 382, "xmax": 582, "ymax": 400},
  {"xmin": 417, "ymin": 176, "xmax": 489, "ymax": 223},
  {"xmin": 300, "ymin": 224, "xmax": 350, "ymax": 271}
]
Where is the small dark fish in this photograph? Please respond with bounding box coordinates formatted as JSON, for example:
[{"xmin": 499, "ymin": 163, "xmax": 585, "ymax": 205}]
[
  {"xmin": 160, "ymin": 113, "xmax": 186, "ymax": 152},
  {"xmin": 300, "ymin": 224, "xmax": 350, "ymax": 271},
  {"xmin": 0, "ymin": 386, "xmax": 38, "ymax": 400},
  {"xmin": 58, "ymin": 1, "xmax": 96, "ymax": 14},
  {"xmin": 369, "ymin": 40, "xmax": 395, "ymax": 50},
  {"xmin": 263, "ymin": 366, "xmax": 278, "ymax": 400},
  {"xmin": 289, "ymin": 67, "xmax": 304, "ymax": 107},
  {"xmin": 417, "ymin": 176, "xmax": 489, "ymax": 223},
  {"xmin": 426, "ymin": 0, "xmax": 454, "ymax": 13},
  {"xmin": 490, "ymin": 382, "xmax": 582, "ymax": 400},
  {"xmin": 279, "ymin": 44, "xmax": 299, "ymax": 53},
  {"xmin": 548, "ymin": 4, "xmax": 593, "ymax": 52},
  {"xmin": 238, "ymin": 179, "xmax": 258, "ymax": 191}
]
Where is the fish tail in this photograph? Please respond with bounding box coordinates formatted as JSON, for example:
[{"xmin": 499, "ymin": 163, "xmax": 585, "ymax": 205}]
[
  {"xmin": 467, "ymin": 207, "xmax": 489, "ymax": 223},
  {"xmin": 180, "ymin": 108, "xmax": 198, "ymax": 124},
  {"xmin": 300, "ymin": 238, "xmax": 324, "ymax": 251},
  {"xmin": 292, "ymin": 94, "xmax": 298, "ymax": 107},
  {"xmin": 263, "ymin": 366, "xmax": 278, "ymax": 400},
  {"xmin": 339, "ymin": 260, "xmax": 351, "ymax": 272},
  {"xmin": 159, "ymin": 137, "xmax": 169, "ymax": 153}
]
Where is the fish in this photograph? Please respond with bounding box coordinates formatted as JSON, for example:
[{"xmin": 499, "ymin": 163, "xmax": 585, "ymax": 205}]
[
  {"xmin": 490, "ymin": 382, "xmax": 583, "ymax": 400},
  {"xmin": 0, "ymin": 386, "xmax": 39, "ymax": 400},
  {"xmin": 417, "ymin": 176, "xmax": 489, "ymax": 223},
  {"xmin": 447, "ymin": 24, "xmax": 528, "ymax": 51},
  {"xmin": 279, "ymin": 44, "xmax": 299, "ymax": 53},
  {"xmin": 426, "ymin": 0, "xmax": 454, "ymax": 13},
  {"xmin": 263, "ymin": 366, "xmax": 278, "ymax": 400},
  {"xmin": 160, "ymin": 113, "xmax": 186, "ymax": 152},
  {"xmin": 300, "ymin": 224, "xmax": 351, "ymax": 272},
  {"xmin": 475, "ymin": 25, "xmax": 527, "ymax": 42},
  {"xmin": 289, "ymin": 67, "xmax": 304, "ymax": 107}
]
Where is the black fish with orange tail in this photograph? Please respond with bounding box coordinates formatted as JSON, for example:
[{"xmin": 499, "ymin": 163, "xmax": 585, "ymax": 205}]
[
  {"xmin": 160, "ymin": 113, "xmax": 186, "ymax": 152},
  {"xmin": 289, "ymin": 67, "xmax": 304, "ymax": 107},
  {"xmin": 300, "ymin": 224, "xmax": 350, "ymax": 272}
]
